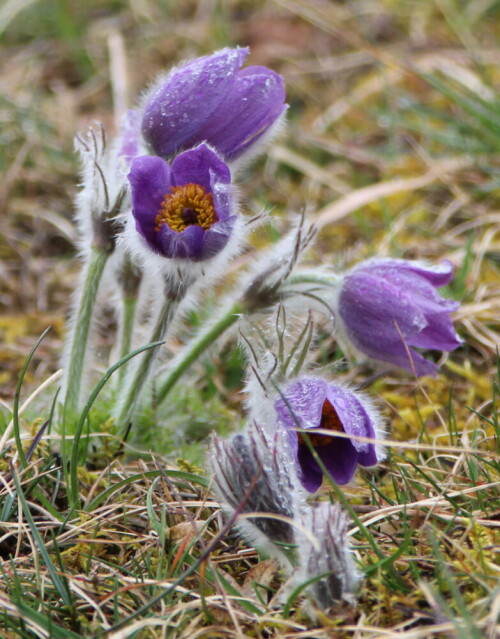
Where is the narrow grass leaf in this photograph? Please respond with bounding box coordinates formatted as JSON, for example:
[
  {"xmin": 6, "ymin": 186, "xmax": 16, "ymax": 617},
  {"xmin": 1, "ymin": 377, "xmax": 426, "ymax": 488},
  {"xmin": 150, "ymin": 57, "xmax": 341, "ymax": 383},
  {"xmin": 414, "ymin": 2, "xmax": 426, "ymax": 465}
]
[
  {"xmin": 69, "ymin": 340, "xmax": 165, "ymax": 508},
  {"xmin": 87, "ymin": 469, "xmax": 207, "ymax": 511},
  {"xmin": 283, "ymin": 571, "xmax": 333, "ymax": 618},
  {"xmin": 13, "ymin": 327, "xmax": 51, "ymax": 469},
  {"xmin": 10, "ymin": 465, "xmax": 73, "ymax": 607}
]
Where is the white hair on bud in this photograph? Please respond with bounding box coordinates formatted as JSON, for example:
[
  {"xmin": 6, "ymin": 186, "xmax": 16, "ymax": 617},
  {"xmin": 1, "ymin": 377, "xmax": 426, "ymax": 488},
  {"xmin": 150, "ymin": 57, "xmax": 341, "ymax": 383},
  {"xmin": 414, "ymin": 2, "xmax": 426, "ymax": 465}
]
[
  {"xmin": 209, "ymin": 423, "xmax": 305, "ymax": 571},
  {"xmin": 293, "ymin": 502, "xmax": 360, "ymax": 614}
]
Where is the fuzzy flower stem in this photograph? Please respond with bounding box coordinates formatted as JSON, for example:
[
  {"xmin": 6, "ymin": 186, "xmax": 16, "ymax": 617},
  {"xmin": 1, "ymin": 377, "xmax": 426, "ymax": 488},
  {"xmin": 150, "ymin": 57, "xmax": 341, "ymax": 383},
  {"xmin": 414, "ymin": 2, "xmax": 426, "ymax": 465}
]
[
  {"xmin": 63, "ymin": 245, "xmax": 109, "ymax": 424},
  {"xmin": 115, "ymin": 291, "xmax": 185, "ymax": 428},
  {"xmin": 156, "ymin": 229, "xmax": 319, "ymax": 405},
  {"xmin": 117, "ymin": 296, "xmax": 138, "ymax": 383},
  {"xmin": 117, "ymin": 259, "xmax": 142, "ymax": 384},
  {"xmin": 157, "ymin": 300, "xmax": 243, "ymax": 405},
  {"xmin": 286, "ymin": 271, "xmax": 340, "ymax": 288}
]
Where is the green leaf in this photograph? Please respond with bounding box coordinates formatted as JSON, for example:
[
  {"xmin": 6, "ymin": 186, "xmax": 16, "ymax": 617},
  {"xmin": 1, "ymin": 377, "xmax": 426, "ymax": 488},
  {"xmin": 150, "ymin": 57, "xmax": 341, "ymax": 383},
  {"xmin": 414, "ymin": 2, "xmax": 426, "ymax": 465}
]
[{"xmin": 10, "ymin": 466, "xmax": 73, "ymax": 607}]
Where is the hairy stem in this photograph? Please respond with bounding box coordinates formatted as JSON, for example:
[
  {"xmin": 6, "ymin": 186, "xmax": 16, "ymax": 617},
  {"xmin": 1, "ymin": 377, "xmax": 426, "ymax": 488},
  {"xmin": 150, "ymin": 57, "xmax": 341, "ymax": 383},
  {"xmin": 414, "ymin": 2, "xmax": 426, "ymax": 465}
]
[
  {"xmin": 63, "ymin": 245, "xmax": 109, "ymax": 425},
  {"xmin": 157, "ymin": 300, "xmax": 244, "ymax": 405},
  {"xmin": 117, "ymin": 296, "xmax": 138, "ymax": 384},
  {"xmin": 115, "ymin": 291, "xmax": 184, "ymax": 428},
  {"xmin": 286, "ymin": 271, "xmax": 340, "ymax": 287}
]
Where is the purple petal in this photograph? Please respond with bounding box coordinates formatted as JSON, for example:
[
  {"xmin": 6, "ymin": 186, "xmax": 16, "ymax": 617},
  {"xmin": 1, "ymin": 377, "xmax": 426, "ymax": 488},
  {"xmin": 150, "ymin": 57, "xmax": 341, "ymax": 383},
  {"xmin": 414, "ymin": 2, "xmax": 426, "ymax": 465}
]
[
  {"xmin": 200, "ymin": 66, "xmax": 286, "ymax": 159},
  {"xmin": 325, "ymin": 386, "xmax": 371, "ymax": 454},
  {"xmin": 354, "ymin": 402, "xmax": 378, "ymax": 466},
  {"xmin": 340, "ymin": 272, "xmax": 427, "ymax": 342},
  {"xmin": 142, "ymin": 48, "xmax": 248, "ymax": 157},
  {"xmin": 128, "ymin": 156, "xmax": 171, "ymax": 241},
  {"xmin": 317, "ymin": 439, "xmax": 358, "ymax": 485},
  {"xmin": 156, "ymin": 223, "xmax": 205, "ymax": 260},
  {"xmin": 408, "ymin": 312, "xmax": 462, "ymax": 351},
  {"xmin": 198, "ymin": 216, "xmax": 235, "ymax": 259},
  {"xmin": 357, "ymin": 444, "xmax": 378, "ymax": 467},
  {"xmin": 211, "ymin": 177, "xmax": 232, "ymax": 219},
  {"xmin": 400, "ymin": 259, "xmax": 455, "ymax": 287},
  {"xmin": 297, "ymin": 446, "xmax": 324, "ymax": 493},
  {"xmin": 367, "ymin": 341, "xmax": 439, "ymax": 376},
  {"xmin": 154, "ymin": 215, "xmax": 236, "ymax": 262},
  {"xmin": 338, "ymin": 258, "xmax": 462, "ymax": 376},
  {"xmin": 275, "ymin": 378, "xmax": 328, "ymax": 431},
  {"xmin": 343, "ymin": 318, "xmax": 440, "ymax": 374},
  {"xmin": 170, "ymin": 144, "xmax": 231, "ymax": 194},
  {"xmin": 368, "ymin": 258, "xmax": 455, "ymax": 287},
  {"xmin": 368, "ymin": 267, "xmax": 458, "ymax": 316}
]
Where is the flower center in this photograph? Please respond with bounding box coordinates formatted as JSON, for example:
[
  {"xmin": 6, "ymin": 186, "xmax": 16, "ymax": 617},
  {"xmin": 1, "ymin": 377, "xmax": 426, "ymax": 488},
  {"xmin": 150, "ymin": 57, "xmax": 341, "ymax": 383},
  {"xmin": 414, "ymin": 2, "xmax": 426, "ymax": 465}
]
[
  {"xmin": 298, "ymin": 399, "xmax": 344, "ymax": 448},
  {"xmin": 154, "ymin": 183, "xmax": 218, "ymax": 233}
]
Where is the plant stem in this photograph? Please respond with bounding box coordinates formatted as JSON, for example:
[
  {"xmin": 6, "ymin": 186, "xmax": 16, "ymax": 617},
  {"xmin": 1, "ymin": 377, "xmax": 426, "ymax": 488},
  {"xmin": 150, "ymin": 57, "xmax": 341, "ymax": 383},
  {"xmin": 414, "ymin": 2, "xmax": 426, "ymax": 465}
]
[
  {"xmin": 286, "ymin": 271, "xmax": 340, "ymax": 287},
  {"xmin": 155, "ymin": 271, "xmax": 338, "ymax": 406},
  {"xmin": 63, "ymin": 246, "xmax": 109, "ymax": 425},
  {"xmin": 115, "ymin": 294, "xmax": 181, "ymax": 428},
  {"xmin": 156, "ymin": 300, "xmax": 244, "ymax": 405},
  {"xmin": 117, "ymin": 295, "xmax": 137, "ymax": 384}
]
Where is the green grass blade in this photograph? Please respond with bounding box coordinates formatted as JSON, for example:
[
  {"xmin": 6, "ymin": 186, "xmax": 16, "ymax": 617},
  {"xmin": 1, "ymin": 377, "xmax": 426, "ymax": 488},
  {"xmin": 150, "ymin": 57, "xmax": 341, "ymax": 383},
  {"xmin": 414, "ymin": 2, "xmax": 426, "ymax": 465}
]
[
  {"xmin": 68, "ymin": 340, "xmax": 165, "ymax": 509},
  {"xmin": 86, "ymin": 469, "xmax": 208, "ymax": 511},
  {"xmin": 10, "ymin": 466, "xmax": 73, "ymax": 607},
  {"xmin": 12, "ymin": 327, "xmax": 51, "ymax": 469}
]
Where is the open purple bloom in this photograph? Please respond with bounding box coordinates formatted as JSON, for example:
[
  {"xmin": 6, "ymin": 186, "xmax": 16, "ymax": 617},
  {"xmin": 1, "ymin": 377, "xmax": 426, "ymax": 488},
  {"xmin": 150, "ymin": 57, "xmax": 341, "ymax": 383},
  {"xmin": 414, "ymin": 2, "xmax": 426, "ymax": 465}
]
[
  {"xmin": 337, "ymin": 259, "xmax": 462, "ymax": 376},
  {"xmin": 141, "ymin": 47, "xmax": 286, "ymax": 161},
  {"xmin": 275, "ymin": 377, "xmax": 381, "ymax": 492},
  {"xmin": 128, "ymin": 143, "xmax": 235, "ymax": 262}
]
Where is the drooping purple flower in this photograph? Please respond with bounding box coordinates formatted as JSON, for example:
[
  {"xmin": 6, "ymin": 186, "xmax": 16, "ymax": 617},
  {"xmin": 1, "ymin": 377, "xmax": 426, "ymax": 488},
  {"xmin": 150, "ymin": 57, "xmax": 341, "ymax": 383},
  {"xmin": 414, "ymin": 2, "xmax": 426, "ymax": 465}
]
[
  {"xmin": 141, "ymin": 47, "xmax": 286, "ymax": 161},
  {"xmin": 128, "ymin": 143, "xmax": 235, "ymax": 262},
  {"xmin": 275, "ymin": 377, "xmax": 383, "ymax": 493},
  {"xmin": 337, "ymin": 259, "xmax": 462, "ymax": 376}
]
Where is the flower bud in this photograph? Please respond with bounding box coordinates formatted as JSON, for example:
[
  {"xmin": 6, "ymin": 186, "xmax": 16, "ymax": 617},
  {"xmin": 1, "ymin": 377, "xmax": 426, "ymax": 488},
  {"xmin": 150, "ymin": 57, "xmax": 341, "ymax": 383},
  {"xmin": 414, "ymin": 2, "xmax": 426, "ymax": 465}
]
[
  {"xmin": 141, "ymin": 47, "xmax": 286, "ymax": 162},
  {"xmin": 210, "ymin": 423, "xmax": 300, "ymax": 566},
  {"xmin": 336, "ymin": 258, "xmax": 462, "ymax": 376},
  {"xmin": 297, "ymin": 503, "xmax": 359, "ymax": 609}
]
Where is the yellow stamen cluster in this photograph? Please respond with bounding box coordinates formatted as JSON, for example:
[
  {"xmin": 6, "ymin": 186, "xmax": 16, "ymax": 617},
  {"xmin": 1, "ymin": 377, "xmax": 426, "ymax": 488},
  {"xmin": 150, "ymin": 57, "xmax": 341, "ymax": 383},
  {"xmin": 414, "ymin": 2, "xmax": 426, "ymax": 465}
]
[{"xmin": 154, "ymin": 183, "xmax": 218, "ymax": 233}]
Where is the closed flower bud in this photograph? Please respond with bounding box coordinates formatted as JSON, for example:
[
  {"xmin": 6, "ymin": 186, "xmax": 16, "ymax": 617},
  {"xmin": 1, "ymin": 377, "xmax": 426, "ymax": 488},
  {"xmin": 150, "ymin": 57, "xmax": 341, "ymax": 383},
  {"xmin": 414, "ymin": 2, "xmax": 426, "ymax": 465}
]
[
  {"xmin": 297, "ymin": 503, "xmax": 360, "ymax": 609},
  {"xmin": 141, "ymin": 47, "xmax": 286, "ymax": 163},
  {"xmin": 336, "ymin": 258, "xmax": 462, "ymax": 376},
  {"xmin": 210, "ymin": 423, "xmax": 300, "ymax": 566},
  {"xmin": 275, "ymin": 377, "xmax": 384, "ymax": 492}
]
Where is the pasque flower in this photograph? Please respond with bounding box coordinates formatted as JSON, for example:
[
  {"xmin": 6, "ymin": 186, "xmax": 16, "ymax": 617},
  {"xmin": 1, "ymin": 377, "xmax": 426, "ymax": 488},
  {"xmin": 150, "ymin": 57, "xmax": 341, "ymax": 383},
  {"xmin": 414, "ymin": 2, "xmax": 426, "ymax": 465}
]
[
  {"xmin": 128, "ymin": 143, "xmax": 235, "ymax": 262},
  {"xmin": 275, "ymin": 377, "xmax": 383, "ymax": 492},
  {"xmin": 141, "ymin": 47, "xmax": 286, "ymax": 161},
  {"xmin": 210, "ymin": 423, "xmax": 299, "ymax": 567},
  {"xmin": 337, "ymin": 259, "xmax": 462, "ymax": 376},
  {"xmin": 297, "ymin": 503, "xmax": 359, "ymax": 609}
]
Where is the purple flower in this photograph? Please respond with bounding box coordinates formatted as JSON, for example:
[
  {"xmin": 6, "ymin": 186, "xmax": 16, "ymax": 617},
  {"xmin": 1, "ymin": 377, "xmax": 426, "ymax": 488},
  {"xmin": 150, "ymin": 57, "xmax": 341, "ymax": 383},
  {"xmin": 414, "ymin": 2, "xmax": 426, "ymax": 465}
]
[
  {"xmin": 275, "ymin": 377, "xmax": 382, "ymax": 492},
  {"xmin": 128, "ymin": 143, "xmax": 235, "ymax": 262},
  {"xmin": 337, "ymin": 259, "xmax": 462, "ymax": 376},
  {"xmin": 141, "ymin": 47, "xmax": 286, "ymax": 161}
]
